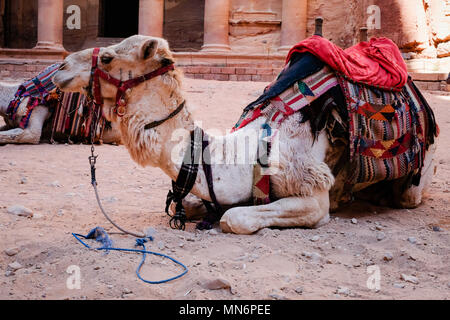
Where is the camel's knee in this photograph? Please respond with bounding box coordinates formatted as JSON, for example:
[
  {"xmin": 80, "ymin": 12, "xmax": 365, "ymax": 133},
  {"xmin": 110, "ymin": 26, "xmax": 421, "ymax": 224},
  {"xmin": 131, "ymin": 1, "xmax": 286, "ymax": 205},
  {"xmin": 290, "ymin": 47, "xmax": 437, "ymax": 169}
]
[{"xmin": 169, "ymin": 193, "xmax": 208, "ymax": 220}]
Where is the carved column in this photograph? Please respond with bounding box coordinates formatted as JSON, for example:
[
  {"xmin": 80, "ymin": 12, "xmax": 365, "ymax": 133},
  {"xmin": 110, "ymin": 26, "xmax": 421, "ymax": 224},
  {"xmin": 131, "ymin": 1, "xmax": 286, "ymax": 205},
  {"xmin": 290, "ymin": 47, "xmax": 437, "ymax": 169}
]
[
  {"xmin": 202, "ymin": 0, "xmax": 231, "ymax": 52},
  {"xmin": 139, "ymin": 0, "xmax": 164, "ymax": 37},
  {"xmin": 278, "ymin": 0, "xmax": 308, "ymax": 52},
  {"xmin": 35, "ymin": 0, "xmax": 64, "ymax": 50}
]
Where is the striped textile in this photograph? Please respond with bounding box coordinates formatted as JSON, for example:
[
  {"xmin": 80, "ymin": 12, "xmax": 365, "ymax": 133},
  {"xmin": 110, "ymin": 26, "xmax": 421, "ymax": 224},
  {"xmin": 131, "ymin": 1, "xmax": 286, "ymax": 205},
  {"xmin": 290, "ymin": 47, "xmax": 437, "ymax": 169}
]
[
  {"xmin": 232, "ymin": 66, "xmax": 437, "ymax": 204},
  {"xmin": 5, "ymin": 63, "xmax": 110, "ymax": 143},
  {"xmin": 336, "ymin": 75, "xmax": 437, "ymax": 185},
  {"xmin": 50, "ymin": 92, "xmax": 107, "ymax": 143},
  {"xmin": 232, "ymin": 66, "xmax": 339, "ymax": 131},
  {"xmin": 6, "ymin": 63, "xmax": 61, "ymax": 128}
]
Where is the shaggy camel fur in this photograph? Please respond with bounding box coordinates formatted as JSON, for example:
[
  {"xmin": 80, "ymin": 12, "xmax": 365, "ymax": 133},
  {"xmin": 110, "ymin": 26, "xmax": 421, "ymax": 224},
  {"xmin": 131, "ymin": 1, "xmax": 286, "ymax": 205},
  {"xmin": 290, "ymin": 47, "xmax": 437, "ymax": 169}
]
[
  {"xmin": 53, "ymin": 35, "xmax": 437, "ymax": 234},
  {"xmin": 0, "ymin": 82, "xmax": 121, "ymax": 145}
]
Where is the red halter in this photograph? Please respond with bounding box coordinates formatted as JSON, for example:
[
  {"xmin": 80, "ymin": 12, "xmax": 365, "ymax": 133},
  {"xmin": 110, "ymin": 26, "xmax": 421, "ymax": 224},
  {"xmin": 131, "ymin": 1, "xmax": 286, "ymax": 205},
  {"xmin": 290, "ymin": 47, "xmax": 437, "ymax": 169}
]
[{"xmin": 88, "ymin": 47, "xmax": 175, "ymax": 117}]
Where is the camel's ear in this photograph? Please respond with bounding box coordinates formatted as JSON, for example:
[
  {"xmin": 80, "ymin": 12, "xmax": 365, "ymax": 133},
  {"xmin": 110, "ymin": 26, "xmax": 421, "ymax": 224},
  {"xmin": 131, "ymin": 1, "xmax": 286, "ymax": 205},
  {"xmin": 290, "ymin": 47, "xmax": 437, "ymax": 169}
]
[{"xmin": 140, "ymin": 39, "xmax": 158, "ymax": 60}]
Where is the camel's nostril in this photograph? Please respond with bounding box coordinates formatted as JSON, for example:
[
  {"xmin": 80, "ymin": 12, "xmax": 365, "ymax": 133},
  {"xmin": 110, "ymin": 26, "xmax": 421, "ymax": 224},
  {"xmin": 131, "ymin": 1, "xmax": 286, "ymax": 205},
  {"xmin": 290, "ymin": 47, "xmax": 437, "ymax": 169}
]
[{"xmin": 59, "ymin": 63, "xmax": 67, "ymax": 71}]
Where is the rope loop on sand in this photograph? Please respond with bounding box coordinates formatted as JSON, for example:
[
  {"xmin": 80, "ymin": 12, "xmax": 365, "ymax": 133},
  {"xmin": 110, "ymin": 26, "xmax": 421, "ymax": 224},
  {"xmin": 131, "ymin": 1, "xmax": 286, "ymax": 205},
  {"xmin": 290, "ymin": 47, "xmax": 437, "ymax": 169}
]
[{"xmin": 72, "ymin": 227, "xmax": 188, "ymax": 284}]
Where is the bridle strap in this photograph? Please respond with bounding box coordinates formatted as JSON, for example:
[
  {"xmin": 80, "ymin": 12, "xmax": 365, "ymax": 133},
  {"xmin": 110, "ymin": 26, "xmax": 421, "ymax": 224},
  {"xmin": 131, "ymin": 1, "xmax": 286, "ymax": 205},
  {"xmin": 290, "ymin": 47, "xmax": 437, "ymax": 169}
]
[
  {"xmin": 144, "ymin": 101, "xmax": 186, "ymax": 130},
  {"xmin": 88, "ymin": 47, "xmax": 175, "ymax": 117}
]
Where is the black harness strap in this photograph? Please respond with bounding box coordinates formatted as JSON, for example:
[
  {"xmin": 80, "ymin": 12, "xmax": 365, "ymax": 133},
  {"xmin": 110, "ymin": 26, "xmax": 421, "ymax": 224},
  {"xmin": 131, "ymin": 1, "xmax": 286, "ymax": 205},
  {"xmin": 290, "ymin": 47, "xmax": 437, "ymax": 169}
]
[
  {"xmin": 165, "ymin": 127, "xmax": 203, "ymax": 230},
  {"xmin": 196, "ymin": 137, "xmax": 224, "ymax": 230},
  {"xmin": 165, "ymin": 127, "xmax": 224, "ymax": 231},
  {"xmin": 144, "ymin": 101, "xmax": 186, "ymax": 130}
]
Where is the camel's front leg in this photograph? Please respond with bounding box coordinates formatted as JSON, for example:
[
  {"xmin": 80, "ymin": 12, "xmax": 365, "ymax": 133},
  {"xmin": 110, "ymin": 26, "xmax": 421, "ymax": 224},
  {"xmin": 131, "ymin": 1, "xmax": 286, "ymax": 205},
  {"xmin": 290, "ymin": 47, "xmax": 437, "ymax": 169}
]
[
  {"xmin": 0, "ymin": 106, "xmax": 48, "ymax": 144},
  {"xmin": 220, "ymin": 190, "xmax": 330, "ymax": 234}
]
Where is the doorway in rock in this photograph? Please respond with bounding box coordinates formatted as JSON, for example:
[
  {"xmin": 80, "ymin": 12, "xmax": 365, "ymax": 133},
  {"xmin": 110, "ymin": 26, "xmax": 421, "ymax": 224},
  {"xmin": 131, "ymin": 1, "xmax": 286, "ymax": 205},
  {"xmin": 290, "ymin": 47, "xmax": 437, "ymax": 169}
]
[
  {"xmin": 163, "ymin": 0, "xmax": 204, "ymax": 51},
  {"xmin": 98, "ymin": 0, "xmax": 139, "ymax": 38},
  {"xmin": 2, "ymin": 0, "xmax": 38, "ymax": 48}
]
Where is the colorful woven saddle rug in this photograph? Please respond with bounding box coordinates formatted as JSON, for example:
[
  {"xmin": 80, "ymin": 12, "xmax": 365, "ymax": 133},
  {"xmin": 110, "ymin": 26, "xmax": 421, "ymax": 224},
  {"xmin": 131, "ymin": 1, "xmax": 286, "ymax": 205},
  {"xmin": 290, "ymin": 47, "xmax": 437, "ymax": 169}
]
[
  {"xmin": 6, "ymin": 63, "xmax": 60, "ymax": 129},
  {"xmin": 233, "ymin": 54, "xmax": 438, "ymax": 205},
  {"xmin": 6, "ymin": 64, "xmax": 109, "ymax": 143}
]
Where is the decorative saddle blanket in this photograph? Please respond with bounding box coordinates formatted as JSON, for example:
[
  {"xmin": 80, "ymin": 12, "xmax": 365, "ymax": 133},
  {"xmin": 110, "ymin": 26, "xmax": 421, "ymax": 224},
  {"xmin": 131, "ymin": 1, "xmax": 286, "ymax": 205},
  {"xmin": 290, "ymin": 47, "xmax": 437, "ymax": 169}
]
[
  {"xmin": 233, "ymin": 53, "xmax": 438, "ymax": 205},
  {"xmin": 6, "ymin": 63, "xmax": 60, "ymax": 129},
  {"xmin": 6, "ymin": 64, "xmax": 109, "ymax": 143}
]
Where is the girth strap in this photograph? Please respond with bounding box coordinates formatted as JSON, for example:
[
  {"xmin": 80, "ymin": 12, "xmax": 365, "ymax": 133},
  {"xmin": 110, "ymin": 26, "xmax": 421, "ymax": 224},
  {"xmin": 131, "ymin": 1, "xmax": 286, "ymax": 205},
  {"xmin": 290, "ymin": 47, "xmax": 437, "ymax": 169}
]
[
  {"xmin": 165, "ymin": 127, "xmax": 224, "ymax": 231},
  {"xmin": 196, "ymin": 138, "xmax": 224, "ymax": 230},
  {"xmin": 165, "ymin": 127, "xmax": 203, "ymax": 230}
]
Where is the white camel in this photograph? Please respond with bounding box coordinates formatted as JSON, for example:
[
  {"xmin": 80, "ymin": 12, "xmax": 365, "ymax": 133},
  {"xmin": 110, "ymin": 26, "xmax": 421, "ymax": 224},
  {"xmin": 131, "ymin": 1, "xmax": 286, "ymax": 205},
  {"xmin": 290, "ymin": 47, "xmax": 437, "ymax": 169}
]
[
  {"xmin": 0, "ymin": 82, "xmax": 121, "ymax": 145},
  {"xmin": 53, "ymin": 35, "xmax": 437, "ymax": 235}
]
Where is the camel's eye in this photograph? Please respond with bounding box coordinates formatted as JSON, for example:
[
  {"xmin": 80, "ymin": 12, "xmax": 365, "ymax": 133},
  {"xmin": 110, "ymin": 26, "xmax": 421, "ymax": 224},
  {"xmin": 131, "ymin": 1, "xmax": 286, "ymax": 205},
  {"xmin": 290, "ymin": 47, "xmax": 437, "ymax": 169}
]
[{"xmin": 101, "ymin": 55, "xmax": 114, "ymax": 65}]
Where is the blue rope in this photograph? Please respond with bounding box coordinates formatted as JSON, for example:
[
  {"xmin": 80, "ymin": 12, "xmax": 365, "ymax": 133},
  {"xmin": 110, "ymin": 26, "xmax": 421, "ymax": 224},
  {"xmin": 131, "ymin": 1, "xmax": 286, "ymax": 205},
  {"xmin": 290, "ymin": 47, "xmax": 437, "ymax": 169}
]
[{"xmin": 72, "ymin": 228, "xmax": 188, "ymax": 284}]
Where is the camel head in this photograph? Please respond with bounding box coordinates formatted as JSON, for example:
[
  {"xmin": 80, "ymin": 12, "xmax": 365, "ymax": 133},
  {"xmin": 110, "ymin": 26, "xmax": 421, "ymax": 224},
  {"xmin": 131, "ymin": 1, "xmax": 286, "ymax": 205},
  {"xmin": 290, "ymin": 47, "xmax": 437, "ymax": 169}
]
[{"xmin": 53, "ymin": 35, "xmax": 178, "ymax": 121}]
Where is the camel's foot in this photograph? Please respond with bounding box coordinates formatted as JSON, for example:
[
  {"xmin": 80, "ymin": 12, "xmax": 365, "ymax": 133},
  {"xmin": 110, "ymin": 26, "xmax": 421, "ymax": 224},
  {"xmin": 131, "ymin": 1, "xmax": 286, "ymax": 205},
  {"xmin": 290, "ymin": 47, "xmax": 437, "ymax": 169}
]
[
  {"xmin": 220, "ymin": 191, "xmax": 330, "ymax": 234},
  {"xmin": 169, "ymin": 193, "xmax": 209, "ymax": 220}
]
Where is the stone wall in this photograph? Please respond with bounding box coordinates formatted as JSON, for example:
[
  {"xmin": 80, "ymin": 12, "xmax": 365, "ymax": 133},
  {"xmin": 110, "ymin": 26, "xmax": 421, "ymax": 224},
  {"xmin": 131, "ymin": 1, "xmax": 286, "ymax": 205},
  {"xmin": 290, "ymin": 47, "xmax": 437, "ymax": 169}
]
[
  {"xmin": 163, "ymin": 0, "xmax": 205, "ymax": 51},
  {"xmin": 1, "ymin": 0, "xmax": 448, "ymax": 57}
]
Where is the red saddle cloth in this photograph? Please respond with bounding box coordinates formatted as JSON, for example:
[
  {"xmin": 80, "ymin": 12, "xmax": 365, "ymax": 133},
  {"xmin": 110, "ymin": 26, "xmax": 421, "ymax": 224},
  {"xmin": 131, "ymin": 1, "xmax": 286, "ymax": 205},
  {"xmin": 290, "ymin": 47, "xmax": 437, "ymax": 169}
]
[{"xmin": 286, "ymin": 35, "xmax": 408, "ymax": 91}]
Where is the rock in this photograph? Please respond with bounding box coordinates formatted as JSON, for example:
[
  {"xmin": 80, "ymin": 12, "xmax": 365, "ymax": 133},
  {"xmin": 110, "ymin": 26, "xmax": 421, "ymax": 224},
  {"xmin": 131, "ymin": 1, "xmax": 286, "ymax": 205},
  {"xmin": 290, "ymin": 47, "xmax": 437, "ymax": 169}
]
[
  {"xmin": 157, "ymin": 241, "xmax": 165, "ymax": 250},
  {"xmin": 351, "ymin": 218, "xmax": 358, "ymax": 224},
  {"xmin": 268, "ymin": 292, "xmax": 287, "ymax": 300},
  {"xmin": 295, "ymin": 287, "xmax": 303, "ymax": 294},
  {"xmin": 257, "ymin": 228, "xmax": 276, "ymax": 237},
  {"xmin": 208, "ymin": 229, "xmax": 219, "ymax": 235},
  {"xmin": 7, "ymin": 205, "xmax": 33, "ymax": 217},
  {"xmin": 432, "ymin": 226, "xmax": 441, "ymax": 232},
  {"xmin": 8, "ymin": 261, "xmax": 23, "ymax": 271},
  {"xmin": 122, "ymin": 288, "xmax": 133, "ymax": 294},
  {"xmin": 201, "ymin": 278, "xmax": 231, "ymax": 291},
  {"xmin": 5, "ymin": 247, "xmax": 19, "ymax": 256},
  {"xmin": 103, "ymin": 196, "xmax": 118, "ymax": 203},
  {"xmin": 301, "ymin": 251, "xmax": 323, "ymax": 263},
  {"xmin": 5, "ymin": 270, "xmax": 15, "ymax": 277},
  {"xmin": 208, "ymin": 261, "xmax": 217, "ymax": 267},
  {"xmin": 335, "ymin": 286, "xmax": 350, "ymax": 296},
  {"xmin": 407, "ymin": 237, "xmax": 417, "ymax": 244},
  {"xmin": 49, "ymin": 181, "xmax": 62, "ymax": 187},
  {"xmin": 248, "ymin": 253, "xmax": 259, "ymax": 262},
  {"xmin": 383, "ymin": 252, "xmax": 393, "ymax": 261},
  {"xmin": 20, "ymin": 177, "xmax": 27, "ymax": 184},
  {"xmin": 376, "ymin": 232, "xmax": 386, "ymax": 241},
  {"xmin": 401, "ymin": 274, "xmax": 419, "ymax": 284},
  {"xmin": 393, "ymin": 283, "xmax": 405, "ymax": 289},
  {"xmin": 310, "ymin": 235, "xmax": 320, "ymax": 242}
]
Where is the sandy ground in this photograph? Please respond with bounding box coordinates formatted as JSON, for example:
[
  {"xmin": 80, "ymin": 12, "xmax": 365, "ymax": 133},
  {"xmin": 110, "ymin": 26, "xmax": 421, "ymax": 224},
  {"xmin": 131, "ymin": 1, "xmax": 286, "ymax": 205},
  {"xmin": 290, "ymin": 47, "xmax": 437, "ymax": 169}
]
[{"xmin": 0, "ymin": 78, "xmax": 449, "ymax": 300}]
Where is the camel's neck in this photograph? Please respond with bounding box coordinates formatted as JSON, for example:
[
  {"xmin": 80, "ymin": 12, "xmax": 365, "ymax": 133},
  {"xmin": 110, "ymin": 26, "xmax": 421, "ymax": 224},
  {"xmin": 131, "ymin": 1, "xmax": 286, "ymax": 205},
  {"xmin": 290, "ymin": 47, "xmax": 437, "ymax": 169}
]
[{"xmin": 117, "ymin": 85, "xmax": 216, "ymax": 201}]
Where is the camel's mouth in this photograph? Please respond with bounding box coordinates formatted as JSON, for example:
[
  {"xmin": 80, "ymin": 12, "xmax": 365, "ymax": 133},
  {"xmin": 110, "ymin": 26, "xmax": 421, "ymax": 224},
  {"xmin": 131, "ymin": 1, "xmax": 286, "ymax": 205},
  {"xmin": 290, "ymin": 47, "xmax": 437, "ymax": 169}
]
[{"xmin": 53, "ymin": 73, "xmax": 75, "ymax": 90}]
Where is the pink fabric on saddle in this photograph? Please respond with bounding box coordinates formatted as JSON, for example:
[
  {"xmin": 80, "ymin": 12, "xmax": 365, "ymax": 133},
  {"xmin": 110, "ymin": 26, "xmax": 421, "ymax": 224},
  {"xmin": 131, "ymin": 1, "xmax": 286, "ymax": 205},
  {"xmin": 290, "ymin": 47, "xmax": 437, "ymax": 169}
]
[{"xmin": 285, "ymin": 35, "xmax": 408, "ymax": 91}]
